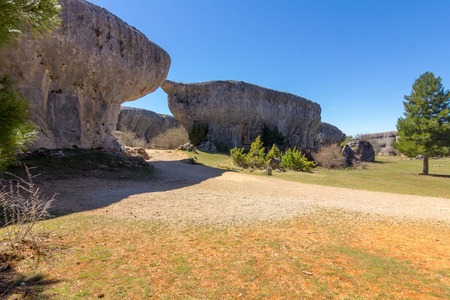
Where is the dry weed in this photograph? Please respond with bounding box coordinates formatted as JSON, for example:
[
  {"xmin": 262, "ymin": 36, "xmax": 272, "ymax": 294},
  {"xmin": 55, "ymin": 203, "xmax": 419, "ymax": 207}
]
[{"xmin": 0, "ymin": 165, "xmax": 56, "ymax": 250}]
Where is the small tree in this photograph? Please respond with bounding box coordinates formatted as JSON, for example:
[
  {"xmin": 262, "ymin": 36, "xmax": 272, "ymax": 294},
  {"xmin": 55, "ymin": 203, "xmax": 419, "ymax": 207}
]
[
  {"xmin": 394, "ymin": 72, "xmax": 450, "ymax": 174},
  {"xmin": 0, "ymin": 0, "xmax": 61, "ymax": 173},
  {"xmin": 0, "ymin": 78, "xmax": 37, "ymax": 171},
  {"xmin": 261, "ymin": 124, "xmax": 288, "ymax": 151}
]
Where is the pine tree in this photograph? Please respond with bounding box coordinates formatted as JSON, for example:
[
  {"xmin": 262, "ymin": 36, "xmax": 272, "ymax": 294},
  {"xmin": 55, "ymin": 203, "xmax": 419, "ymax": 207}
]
[
  {"xmin": 0, "ymin": 0, "xmax": 61, "ymax": 172},
  {"xmin": 0, "ymin": 0, "xmax": 61, "ymax": 48},
  {"xmin": 394, "ymin": 72, "xmax": 450, "ymax": 174}
]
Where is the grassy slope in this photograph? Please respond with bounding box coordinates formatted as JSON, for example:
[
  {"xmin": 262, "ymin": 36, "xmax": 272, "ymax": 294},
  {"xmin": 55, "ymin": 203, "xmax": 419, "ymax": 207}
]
[{"xmin": 186, "ymin": 151, "xmax": 450, "ymax": 198}]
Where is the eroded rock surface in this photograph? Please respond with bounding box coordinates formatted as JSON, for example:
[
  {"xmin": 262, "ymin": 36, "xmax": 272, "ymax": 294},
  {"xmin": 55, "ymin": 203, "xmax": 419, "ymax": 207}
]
[
  {"xmin": 346, "ymin": 140, "xmax": 375, "ymax": 162},
  {"xmin": 314, "ymin": 122, "xmax": 345, "ymax": 149},
  {"xmin": 162, "ymin": 80, "xmax": 323, "ymax": 150},
  {"xmin": 361, "ymin": 131, "xmax": 399, "ymax": 156},
  {"xmin": 0, "ymin": 0, "xmax": 170, "ymax": 150},
  {"xmin": 116, "ymin": 107, "xmax": 186, "ymax": 146}
]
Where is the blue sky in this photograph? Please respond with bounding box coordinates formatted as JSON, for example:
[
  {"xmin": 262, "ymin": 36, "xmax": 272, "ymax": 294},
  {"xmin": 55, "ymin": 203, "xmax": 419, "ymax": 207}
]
[{"xmin": 89, "ymin": 0, "xmax": 450, "ymax": 136}]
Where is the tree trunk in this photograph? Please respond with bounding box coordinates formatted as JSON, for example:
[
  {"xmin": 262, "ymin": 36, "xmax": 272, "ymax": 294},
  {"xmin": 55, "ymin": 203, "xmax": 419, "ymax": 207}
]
[{"xmin": 423, "ymin": 156, "xmax": 429, "ymax": 175}]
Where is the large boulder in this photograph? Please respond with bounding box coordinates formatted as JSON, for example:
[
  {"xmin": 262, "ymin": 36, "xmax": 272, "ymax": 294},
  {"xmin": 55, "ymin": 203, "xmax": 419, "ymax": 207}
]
[
  {"xmin": 0, "ymin": 0, "xmax": 170, "ymax": 151},
  {"xmin": 361, "ymin": 131, "xmax": 399, "ymax": 156},
  {"xmin": 314, "ymin": 122, "xmax": 346, "ymax": 149},
  {"xmin": 116, "ymin": 107, "xmax": 187, "ymax": 148},
  {"xmin": 161, "ymin": 80, "xmax": 322, "ymax": 150},
  {"xmin": 346, "ymin": 139, "xmax": 375, "ymax": 162}
]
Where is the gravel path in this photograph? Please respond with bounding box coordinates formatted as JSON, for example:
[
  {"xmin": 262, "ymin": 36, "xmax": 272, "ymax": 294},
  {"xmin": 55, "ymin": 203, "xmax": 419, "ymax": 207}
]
[{"xmin": 50, "ymin": 150, "xmax": 450, "ymax": 224}]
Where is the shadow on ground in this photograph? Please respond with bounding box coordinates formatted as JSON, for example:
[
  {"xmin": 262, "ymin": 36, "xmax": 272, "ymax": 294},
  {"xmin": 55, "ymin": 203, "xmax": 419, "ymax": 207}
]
[
  {"xmin": 0, "ymin": 252, "xmax": 61, "ymax": 299},
  {"xmin": 44, "ymin": 159, "xmax": 230, "ymax": 217}
]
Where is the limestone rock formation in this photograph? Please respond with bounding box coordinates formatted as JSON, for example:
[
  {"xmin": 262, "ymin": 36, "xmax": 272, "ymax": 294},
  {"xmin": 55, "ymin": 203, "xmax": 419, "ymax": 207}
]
[
  {"xmin": 116, "ymin": 107, "xmax": 187, "ymax": 148},
  {"xmin": 314, "ymin": 122, "xmax": 345, "ymax": 149},
  {"xmin": 161, "ymin": 80, "xmax": 323, "ymax": 150},
  {"xmin": 346, "ymin": 139, "xmax": 375, "ymax": 162},
  {"xmin": 0, "ymin": 0, "xmax": 170, "ymax": 150},
  {"xmin": 342, "ymin": 145, "xmax": 355, "ymax": 166},
  {"xmin": 361, "ymin": 131, "xmax": 399, "ymax": 156}
]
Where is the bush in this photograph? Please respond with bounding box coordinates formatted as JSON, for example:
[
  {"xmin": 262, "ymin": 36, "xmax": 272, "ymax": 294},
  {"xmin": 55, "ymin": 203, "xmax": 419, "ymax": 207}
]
[
  {"xmin": 0, "ymin": 78, "xmax": 37, "ymax": 173},
  {"xmin": 215, "ymin": 142, "xmax": 230, "ymax": 153},
  {"xmin": 246, "ymin": 136, "xmax": 267, "ymax": 168},
  {"xmin": 230, "ymin": 137, "xmax": 315, "ymax": 172},
  {"xmin": 148, "ymin": 127, "xmax": 189, "ymax": 150},
  {"xmin": 281, "ymin": 148, "xmax": 315, "ymax": 172},
  {"xmin": 266, "ymin": 144, "xmax": 282, "ymax": 161},
  {"xmin": 189, "ymin": 123, "xmax": 208, "ymax": 146},
  {"xmin": 314, "ymin": 144, "xmax": 347, "ymax": 169},
  {"xmin": 340, "ymin": 135, "xmax": 353, "ymax": 147},
  {"xmin": 230, "ymin": 147, "xmax": 249, "ymax": 168},
  {"xmin": 115, "ymin": 130, "xmax": 148, "ymax": 148},
  {"xmin": 261, "ymin": 124, "xmax": 288, "ymax": 151}
]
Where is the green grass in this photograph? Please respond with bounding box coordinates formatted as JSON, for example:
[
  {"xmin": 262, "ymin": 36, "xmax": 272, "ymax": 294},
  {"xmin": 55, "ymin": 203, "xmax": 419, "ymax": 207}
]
[{"xmin": 186, "ymin": 151, "xmax": 450, "ymax": 198}]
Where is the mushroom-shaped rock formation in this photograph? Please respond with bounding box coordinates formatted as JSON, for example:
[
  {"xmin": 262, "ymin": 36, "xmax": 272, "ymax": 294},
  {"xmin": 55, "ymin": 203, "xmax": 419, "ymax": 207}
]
[
  {"xmin": 161, "ymin": 80, "xmax": 322, "ymax": 150},
  {"xmin": 0, "ymin": 0, "xmax": 170, "ymax": 151}
]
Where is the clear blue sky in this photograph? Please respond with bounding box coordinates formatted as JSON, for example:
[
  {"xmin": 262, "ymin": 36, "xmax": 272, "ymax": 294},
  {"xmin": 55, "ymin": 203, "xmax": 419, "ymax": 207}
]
[{"xmin": 89, "ymin": 0, "xmax": 450, "ymax": 136}]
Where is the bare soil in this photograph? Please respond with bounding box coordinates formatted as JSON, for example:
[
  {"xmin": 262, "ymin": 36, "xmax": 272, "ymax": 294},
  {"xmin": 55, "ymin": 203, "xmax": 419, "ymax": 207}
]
[{"xmin": 48, "ymin": 150, "xmax": 450, "ymax": 224}]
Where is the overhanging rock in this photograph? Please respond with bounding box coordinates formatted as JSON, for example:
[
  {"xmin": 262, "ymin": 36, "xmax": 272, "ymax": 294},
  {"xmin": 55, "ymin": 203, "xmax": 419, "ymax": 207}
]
[
  {"xmin": 0, "ymin": 0, "xmax": 171, "ymax": 151},
  {"xmin": 162, "ymin": 80, "xmax": 323, "ymax": 150}
]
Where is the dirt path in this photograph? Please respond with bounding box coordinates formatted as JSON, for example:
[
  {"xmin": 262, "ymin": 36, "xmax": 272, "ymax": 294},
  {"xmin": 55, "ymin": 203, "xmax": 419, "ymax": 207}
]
[{"xmin": 50, "ymin": 150, "xmax": 450, "ymax": 224}]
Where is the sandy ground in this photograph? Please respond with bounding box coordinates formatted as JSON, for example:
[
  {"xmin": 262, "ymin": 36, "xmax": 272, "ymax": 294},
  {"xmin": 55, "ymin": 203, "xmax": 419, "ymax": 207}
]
[{"xmin": 49, "ymin": 150, "xmax": 450, "ymax": 224}]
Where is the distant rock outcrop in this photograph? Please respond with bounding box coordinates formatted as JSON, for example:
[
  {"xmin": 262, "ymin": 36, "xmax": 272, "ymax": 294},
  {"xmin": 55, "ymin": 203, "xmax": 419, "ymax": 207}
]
[
  {"xmin": 161, "ymin": 80, "xmax": 324, "ymax": 150},
  {"xmin": 314, "ymin": 122, "xmax": 345, "ymax": 149},
  {"xmin": 361, "ymin": 131, "xmax": 399, "ymax": 156},
  {"xmin": 116, "ymin": 107, "xmax": 188, "ymax": 149},
  {"xmin": 0, "ymin": 0, "xmax": 170, "ymax": 151}
]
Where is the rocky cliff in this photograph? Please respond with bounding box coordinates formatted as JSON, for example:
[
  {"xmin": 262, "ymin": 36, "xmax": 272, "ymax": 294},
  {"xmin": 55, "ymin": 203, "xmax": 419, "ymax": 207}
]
[
  {"xmin": 0, "ymin": 0, "xmax": 170, "ymax": 150},
  {"xmin": 161, "ymin": 80, "xmax": 323, "ymax": 150},
  {"xmin": 361, "ymin": 131, "xmax": 399, "ymax": 156},
  {"xmin": 116, "ymin": 107, "xmax": 188, "ymax": 148}
]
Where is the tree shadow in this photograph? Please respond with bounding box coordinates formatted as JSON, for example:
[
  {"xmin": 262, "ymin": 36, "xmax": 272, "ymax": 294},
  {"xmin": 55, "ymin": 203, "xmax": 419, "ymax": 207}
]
[
  {"xmin": 45, "ymin": 159, "xmax": 231, "ymax": 216},
  {"xmin": 425, "ymin": 173, "xmax": 450, "ymax": 178},
  {"xmin": 0, "ymin": 253, "xmax": 61, "ymax": 299}
]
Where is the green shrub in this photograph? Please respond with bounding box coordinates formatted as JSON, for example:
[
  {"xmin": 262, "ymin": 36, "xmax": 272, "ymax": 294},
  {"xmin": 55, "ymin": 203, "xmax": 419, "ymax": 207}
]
[
  {"xmin": 0, "ymin": 78, "xmax": 37, "ymax": 173},
  {"xmin": 230, "ymin": 137, "xmax": 315, "ymax": 172},
  {"xmin": 230, "ymin": 147, "xmax": 249, "ymax": 168},
  {"xmin": 188, "ymin": 123, "xmax": 208, "ymax": 146},
  {"xmin": 215, "ymin": 142, "xmax": 229, "ymax": 153},
  {"xmin": 261, "ymin": 124, "xmax": 288, "ymax": 151},
  {"xmin": 281, "ymin": 148, "xmax": 315, "ymax": 172},
  {"xmin": 246, "ymin": 136, "xmax": 267, "ymax": 168},
  {"xmin": 340, "ymin": 135, "xmax": 353, "ymax": 147},
  {"xmin": 266, "ymin": 144, "xmax": 282, "ymax": 162}
]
